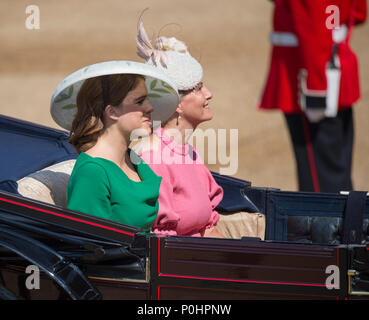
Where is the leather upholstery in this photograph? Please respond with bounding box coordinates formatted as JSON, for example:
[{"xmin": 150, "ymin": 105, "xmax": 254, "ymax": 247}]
[
  {"xmin": 265, "ymin": 190, "xmax": 369, "ymax": 244},
  {"xmin": 287, "ymin": 215, "xmax": 368, "ymax": 245}
]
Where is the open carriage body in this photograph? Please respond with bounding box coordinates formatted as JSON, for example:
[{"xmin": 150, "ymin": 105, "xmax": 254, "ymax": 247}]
[{"xmin": 0, "ymin": 114, "xmax": 368, "ymax": 300}]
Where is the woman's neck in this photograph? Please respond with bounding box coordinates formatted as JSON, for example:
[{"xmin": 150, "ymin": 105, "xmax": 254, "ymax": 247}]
[
  {"xmin": 86, "ymin": 127, "xmax": 130, "ymax": 168},
  {"xmin": 163, "ymin": 117, "xmax": 197, "ymax": 146}
]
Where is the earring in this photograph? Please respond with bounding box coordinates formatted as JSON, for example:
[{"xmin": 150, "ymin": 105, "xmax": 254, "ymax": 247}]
[{"xmin": 176, "ymin": 113, "xmax": 181, "ymax": 125}]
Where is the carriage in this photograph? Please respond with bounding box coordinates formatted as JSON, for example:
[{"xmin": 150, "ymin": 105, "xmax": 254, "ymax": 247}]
[{"xmin": 0, "ymin": 113, "xmax": 368, "ymax": 300}]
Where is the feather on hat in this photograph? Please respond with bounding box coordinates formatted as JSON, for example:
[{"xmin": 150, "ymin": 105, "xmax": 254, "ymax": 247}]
[{"xmin": 136, "ymin": 21, "xmax": 203, "ymax": 91}]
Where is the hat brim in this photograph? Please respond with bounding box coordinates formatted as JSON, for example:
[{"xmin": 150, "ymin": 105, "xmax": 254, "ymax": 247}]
[{"xmin": 50, "ymin": 60, "xmax": 179, "ymax": 131}]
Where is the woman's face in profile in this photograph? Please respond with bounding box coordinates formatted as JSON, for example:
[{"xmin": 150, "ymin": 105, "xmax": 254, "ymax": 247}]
[
  {"xmin": 114, "ymin": 78, "xmax": 154, "ymax": 137},
  {"xmin": 179, "ymin": 82, "xmax": 213, "ymax": 126}
]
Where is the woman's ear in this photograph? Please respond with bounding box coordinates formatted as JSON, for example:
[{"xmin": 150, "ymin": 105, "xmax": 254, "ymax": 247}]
[
  {"xmin": 176, "ymin": 104, "xmax": 184, "ymax": 116},
  {"xmin": 104, "ymin": 105, "xmax": 119, "ymax": 121}
]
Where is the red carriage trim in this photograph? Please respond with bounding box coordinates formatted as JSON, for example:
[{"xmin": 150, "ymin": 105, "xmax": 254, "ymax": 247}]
[{"xmin": 0, "ymin": 197, "xmax": 135, "ymax": 236}]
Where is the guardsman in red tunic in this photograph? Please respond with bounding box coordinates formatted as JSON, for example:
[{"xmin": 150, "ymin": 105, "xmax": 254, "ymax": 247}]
[{"xmin": 259, "ymin": 0, "xmax": 367, "ymax": 192}]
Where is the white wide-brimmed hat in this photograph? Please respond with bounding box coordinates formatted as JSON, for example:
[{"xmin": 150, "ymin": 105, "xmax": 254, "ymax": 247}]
[
  {"xmin": 50, "ymin": 60, "xmax": 179, "ymax": 131},
  {"xmin": 136, "ymin": 21, "xmax": 203, "ymax": 91}
]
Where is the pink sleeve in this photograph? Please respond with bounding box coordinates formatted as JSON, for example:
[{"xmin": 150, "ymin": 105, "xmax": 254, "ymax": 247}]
[
  {"xmin": 204, "ymin": 169, "xmax": 223, "ymax": 230},
  {"xmin": 140, "ymin": 150, "xmax": 180, "ymax": 236}
]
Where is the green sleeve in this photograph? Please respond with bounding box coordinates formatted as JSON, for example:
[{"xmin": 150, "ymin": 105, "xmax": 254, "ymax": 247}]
[{"xmin": 67, "ymin": 162, "xmax": 112, "ymax": 221}]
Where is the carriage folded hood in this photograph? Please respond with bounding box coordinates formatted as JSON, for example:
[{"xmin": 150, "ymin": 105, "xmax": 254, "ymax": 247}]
[{"xmin": 0, "ymin": 114, "xmax": 77, "ymax": 193}]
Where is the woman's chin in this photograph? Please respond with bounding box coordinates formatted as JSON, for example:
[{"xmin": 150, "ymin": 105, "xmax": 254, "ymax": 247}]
[
  {"xmin": 203, "ymin": 112, "xmax": 213, "ymax": 122},
  {"xmin": 130, "ymin": 127, "xmax": 152, "ymax": 140},
  {"xmin": 142, "ymin": 126, "xmax": 152, "ymax": 136}
]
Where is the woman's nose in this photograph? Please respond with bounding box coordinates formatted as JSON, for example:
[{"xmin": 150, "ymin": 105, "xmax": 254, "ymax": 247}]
[
  {"xmin": 203, "ymin": 85, "xmax": 213, "ymax": 100},
  {"xmin": 144, "ymin": 99, "xmax": 154, "ymax": 114}
]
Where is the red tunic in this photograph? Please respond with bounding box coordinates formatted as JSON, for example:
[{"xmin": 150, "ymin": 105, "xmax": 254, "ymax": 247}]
[{"xmin": 258, "ymin": 0, "xmax": 367, "ymax": 114}]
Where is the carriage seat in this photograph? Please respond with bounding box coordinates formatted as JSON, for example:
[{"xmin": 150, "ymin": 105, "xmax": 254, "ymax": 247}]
[
  {"xmin": 17, "ymin": 159, "xmax": 76, "ymax": 207},
  {"xmin": 217, "ymin": 211, "xmax": 265, "ymax": 240}
]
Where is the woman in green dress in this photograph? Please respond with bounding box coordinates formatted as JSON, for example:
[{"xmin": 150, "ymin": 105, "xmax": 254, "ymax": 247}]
[{"xmin": 50, "ymin": 61, "xmax": 179, "ymax": 232}]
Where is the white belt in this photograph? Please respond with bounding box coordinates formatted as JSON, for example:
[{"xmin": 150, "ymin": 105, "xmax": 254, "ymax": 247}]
[
  {"xmin": 270, "ymin": 25, "xmax": 347, "ymax": 47},
  {"xmin": 332, "ymin": 24, "xmax": 347, "ymax": 43},
  {"xmin": 270, "ymin": 31, "xmax": 298, "ymax": 47}
]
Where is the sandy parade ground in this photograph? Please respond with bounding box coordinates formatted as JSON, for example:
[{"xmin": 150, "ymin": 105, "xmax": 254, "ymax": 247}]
[{"xmin": 1, "ymin": 0, "xmax": 368, "ymax": 192}]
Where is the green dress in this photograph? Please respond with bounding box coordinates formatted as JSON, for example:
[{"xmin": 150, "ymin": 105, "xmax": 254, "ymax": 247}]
[{"xmin": 67, "ymin": 150, "xmax": 161, "ymax": 233}]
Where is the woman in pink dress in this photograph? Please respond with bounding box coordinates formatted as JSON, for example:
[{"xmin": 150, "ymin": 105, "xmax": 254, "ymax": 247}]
[{"xmin": 134, "ymin": 21, "xmax": 224, "ymax": 237}]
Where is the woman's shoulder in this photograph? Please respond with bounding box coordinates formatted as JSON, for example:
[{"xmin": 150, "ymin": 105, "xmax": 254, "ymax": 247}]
[{"xmin": 73, "ymin": 152, "xmax": 110, "ymax": 176}]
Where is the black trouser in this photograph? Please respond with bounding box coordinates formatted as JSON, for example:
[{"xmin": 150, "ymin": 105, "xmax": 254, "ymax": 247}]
[{"xmin": 284, "ymin": 108, "xmax": 354, "ymax": 193}]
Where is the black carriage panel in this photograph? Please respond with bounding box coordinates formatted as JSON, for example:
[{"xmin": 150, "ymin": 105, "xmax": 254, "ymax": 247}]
[{"xmin": 150, "ymin": 235, "xmax": 345, "ymax": 300}]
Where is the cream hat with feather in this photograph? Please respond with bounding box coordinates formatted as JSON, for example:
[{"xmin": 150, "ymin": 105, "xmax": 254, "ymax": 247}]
[{"xmin": 136, "ymin": 21, "xmax": 203, "ymax": 91}]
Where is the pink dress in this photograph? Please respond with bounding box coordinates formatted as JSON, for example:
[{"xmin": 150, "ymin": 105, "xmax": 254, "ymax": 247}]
[{"xmin": 138, "ymin": 128, "xmax": 223, "ymax": 237}]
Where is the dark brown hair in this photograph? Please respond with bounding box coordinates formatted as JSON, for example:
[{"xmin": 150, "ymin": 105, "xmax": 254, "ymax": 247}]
[{"xmin": 69, "ymin": 74, "xmax": 143, "ymax": 153}]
